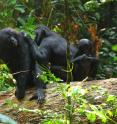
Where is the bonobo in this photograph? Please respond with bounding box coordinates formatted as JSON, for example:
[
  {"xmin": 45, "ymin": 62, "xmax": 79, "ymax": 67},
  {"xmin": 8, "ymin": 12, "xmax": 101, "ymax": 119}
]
[
  {"xmin": 28, "ymin": 25, "xmax": 99, "ymax": 81},
  {"xmin": 0, "ymin": 28, "xmax": 45, "ymax": 103},
  {"xmin": 28, "ymin": 25, "xmax": 77, "ymax": 66},
  {"xmin": 72, "ymin": 39, "xmax": 99, "ymax": 81}
]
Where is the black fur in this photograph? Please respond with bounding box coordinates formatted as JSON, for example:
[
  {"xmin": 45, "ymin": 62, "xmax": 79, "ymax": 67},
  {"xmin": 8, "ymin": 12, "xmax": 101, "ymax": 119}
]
[
  {"xmin": 0, "ymin": 28, "xmax": 45, "ymax": 103},
  {"xmin": 72, "ymin": 39, "xmax": 99, "ymax": 80}
]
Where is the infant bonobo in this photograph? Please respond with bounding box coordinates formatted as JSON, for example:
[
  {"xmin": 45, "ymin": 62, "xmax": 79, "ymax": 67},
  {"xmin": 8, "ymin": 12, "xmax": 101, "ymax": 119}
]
[
  {"xmin": 0, "ymin": 28, "xmax": 45, "ymax": 103},
  {"xmin": 72, "ymin": 39, "xmax": 99, "ymax": 81}
]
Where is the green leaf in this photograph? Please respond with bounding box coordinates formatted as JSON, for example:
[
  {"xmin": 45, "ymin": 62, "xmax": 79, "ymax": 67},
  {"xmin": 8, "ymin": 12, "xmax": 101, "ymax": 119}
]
[
  {"xmin": 89, "ymin": 105, "xmax": 107, "ymax": 123},
  {"xmin": 7, "ymin": 0, "xmax": 16, "ymax": 5},
  {"xmin": 42, "ymin": 119, "xmax": 67, "ymax": 124},
  {"xmin": 107, "ymin": 110, "xmax": 113, "ymax": 117},
  {"xmin": 112, "ymin": 45, "xmax": 117, "ymax": 52},
  {"xmin": 115, "ymin": 109, "xmax": 117, "ymax": 116},
  {"xmin": 17, "ymin": 17, "xmax": 25, "ymax": 25},
  {"xmin": 86, "ymin": 111, "xmax": 96, "ymax": 122},
  {"xmin": 113, "ymin": 56, "xmax": 117, "ymax": 61},
  {"xmin": 106, "ymin": 95, "xmax": 116, "ymax": 102},
  {"xmin": 95, "ymin": 111, "xmax": 107, "ymax": 123},
  {"xmin": 15, "ymin": 5, "xmax": 25, "ymax": 13}
]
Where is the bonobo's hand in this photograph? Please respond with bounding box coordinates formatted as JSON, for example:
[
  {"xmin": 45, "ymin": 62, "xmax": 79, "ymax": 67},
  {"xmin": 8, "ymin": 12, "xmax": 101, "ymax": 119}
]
[
  {"xmin": 82, "ymin": 54, "xmax": 96, "ymax": 61},
  {"xmin": 84, "ymin": 56, "xmax": 98, "ymax": 62},
  {"xmin": 82, "ymin": 54, "xmax": 87, "ymax": 59},
  {"xmin": 30, "ymin": 88, "xmax": 45, "ymax": 104}
]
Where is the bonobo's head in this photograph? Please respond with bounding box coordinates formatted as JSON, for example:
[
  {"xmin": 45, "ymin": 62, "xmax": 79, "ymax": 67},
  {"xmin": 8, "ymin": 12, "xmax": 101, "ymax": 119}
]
[
  {"xmin": 78, "ymin": 39, "xmax": 93, "ymax": 56},
  {"xmin": 35, "ymin": 25, "xmax": 52, "ymax": 46},
  {"xmin": 0, "ymin": 28, "xmax": 25, "ymax": 62}
]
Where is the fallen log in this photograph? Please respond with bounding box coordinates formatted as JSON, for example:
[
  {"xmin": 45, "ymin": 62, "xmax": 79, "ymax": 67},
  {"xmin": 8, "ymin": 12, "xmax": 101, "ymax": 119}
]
[{"xmin": 0, "ymin": 78, "xmax": 117, "ymax": 124}]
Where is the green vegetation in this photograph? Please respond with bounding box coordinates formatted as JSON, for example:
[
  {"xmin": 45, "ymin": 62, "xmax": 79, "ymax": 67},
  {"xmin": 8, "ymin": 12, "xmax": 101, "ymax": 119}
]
[
  {"xmin": 0, "ymin": 64, "xmax": 14, "ymax": 91},
  {"xmin": 38, "ymin": 66, "xmax": 62, "ymax": 84},
  {"xmin": 97, "ymin": 40, "xmax": 117, "ymax": 79},
  {"xmin": 0, "ymin": 0, "xmax": 117, "ymax": 123},
  {"xmin": 4, "ymin": 84, "xmax": 117, "ymax": 124}
]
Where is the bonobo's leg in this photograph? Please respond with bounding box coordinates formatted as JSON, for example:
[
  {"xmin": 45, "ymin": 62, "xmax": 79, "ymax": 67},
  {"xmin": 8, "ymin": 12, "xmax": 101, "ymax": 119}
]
[
  {"xmin": 71, "ymin": 54, "xmax": 91, "ymax": 81},
  {"xmin": 50, "ymin": 65, "xmax": 67, "ymax": 81},
  {"xmin": 14, "ymin": 74, "xmax": 27, "ymax": 99},
  {"xmin": 30, "ymin": 62, "xmax": 46, "ymax": 104},
  {"xmin": 50, "ymin": 55, "xmax": 88, "ymax": 81},
  {"xmin": 72, "ymin": 55, "xmax": 99, "ymax": 80},
  {"xmin": 26, "ymin": 38, "xmax": 49, "ymax": 65}
]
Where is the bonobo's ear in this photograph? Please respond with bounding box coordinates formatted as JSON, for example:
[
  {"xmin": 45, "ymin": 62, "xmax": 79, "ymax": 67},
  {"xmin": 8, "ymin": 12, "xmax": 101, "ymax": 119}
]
[
  {"xmin": 9, "ymin": 36, "xmax": 18, "ymax": 47},
  {"xmin": 35, "ymin": 29, "xmax": 46, "ymax": 46}
]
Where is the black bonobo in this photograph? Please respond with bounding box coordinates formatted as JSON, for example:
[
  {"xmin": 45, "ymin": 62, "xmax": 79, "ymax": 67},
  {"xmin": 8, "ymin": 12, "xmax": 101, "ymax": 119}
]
[
  {"xmin": 72, "ymin": 39, "xmax": 99, "ymax": 81},
  {"xmin": 28, "ymin": 25, "xmax": 77, "ymax": 80},
  {"xmin": 0, "ymin": 28, "xmax": 45, "ymax": 103},
  {"xmin": 32, "ymin": 25, "xmax": 77, "ymax": 65}
]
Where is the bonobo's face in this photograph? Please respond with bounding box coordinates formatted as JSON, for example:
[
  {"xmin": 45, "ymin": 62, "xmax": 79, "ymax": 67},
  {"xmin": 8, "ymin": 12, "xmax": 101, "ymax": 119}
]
[
  {"xmin": 35, "ymin": 29, "xmax": 46, "ymax": 46},
  {"xmin": 35, "ymin": 29, "xmax": 42, "ymax": 45},
  {"xmin": 0, "ymin": 28, "xmax": 19, "ymax": 60},
  {"xmin": 35, "ymin": 26, "xmax": 49, "ymax": 46},
  {"xmin": 78, "ymin": 39, "xmax": 93, "ymax": 56}
]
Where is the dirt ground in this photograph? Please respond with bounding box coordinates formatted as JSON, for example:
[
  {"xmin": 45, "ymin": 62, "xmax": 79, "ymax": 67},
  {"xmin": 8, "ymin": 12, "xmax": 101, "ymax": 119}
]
[{"xmin": 0, "ymin": 78, "xmax": 117, "ymax": 124}]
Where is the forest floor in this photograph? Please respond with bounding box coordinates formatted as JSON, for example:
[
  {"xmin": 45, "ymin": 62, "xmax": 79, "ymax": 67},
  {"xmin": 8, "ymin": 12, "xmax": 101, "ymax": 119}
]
[{"xmin": 0, "ymin": 78, "xmax": 117, "ymax": 124}]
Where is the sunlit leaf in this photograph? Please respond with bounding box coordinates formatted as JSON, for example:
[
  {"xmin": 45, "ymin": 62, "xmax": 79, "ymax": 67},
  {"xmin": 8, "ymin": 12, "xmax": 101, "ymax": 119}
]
[
  {"xmin": 95, "ymin": 111, "xmax": 107, "ymax": 123},
  {"xmin": 112, "ymin": 45, "xmax": 117, "ymax": 52},
  {"xmin": 107, "ymin": 110, "xmax": 113, "ymax": 117},
  {"xmin": 86, "ymin": 111, "xmax": 96, "ymax": 122},
  {"xmin": 15, "ymin": 5, "xmax": 25, "ymax": 13},
  {"xmin": 106, "ymin": 95, "xmax": 116, "ymax": 102},
  {"xmin": 7, "ymin": 0, "xmax": 16, "ymax": 5}
]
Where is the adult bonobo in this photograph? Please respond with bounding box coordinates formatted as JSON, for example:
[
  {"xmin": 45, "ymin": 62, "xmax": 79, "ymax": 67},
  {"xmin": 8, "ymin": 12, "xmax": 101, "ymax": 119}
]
[
  {"xmin": 72, "ymin": 39, "xmax": 99, "ymax": 81},
  {"xmin": 29, "ymin": 25, "xmax": 77, "ymax": 67},
  {"xmin": 0, "ymin": 28, "xmax": 45, "ymax": 103}
]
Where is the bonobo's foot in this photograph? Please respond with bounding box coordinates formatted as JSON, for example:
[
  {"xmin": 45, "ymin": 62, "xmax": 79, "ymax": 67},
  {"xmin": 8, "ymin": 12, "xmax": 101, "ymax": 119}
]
[
  {"xmin": 15, "ymin": 89, "xmax": 25, "ymax": 99},
  {"xmin": 30, "ymin": 88, "xmax": 45, "ymax": 104}
]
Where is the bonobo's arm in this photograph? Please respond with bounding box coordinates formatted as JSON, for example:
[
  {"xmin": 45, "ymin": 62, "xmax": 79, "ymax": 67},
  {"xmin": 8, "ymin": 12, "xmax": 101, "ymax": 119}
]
[
  {"xmin": 26, "ymin": 38, "xmax": 49, "ymax": 65},
  {"xmin": 71, "ymin": 54, "xmax": 98, "ymax": 63},
  {"xmin": 71, "ymin": 54, "xmax": 87, "ymax": 63},
  {"xmin": 30, "ymin": 62, "xmax": 46, "ymax": 103},
  {"xmin": 50, "ymin": 65, "xmax": 67, "ymax": 81}
]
